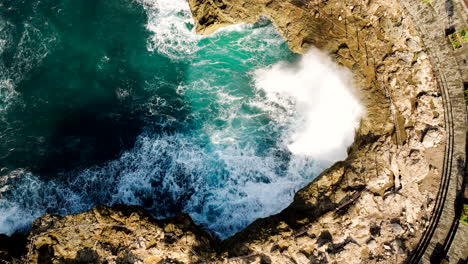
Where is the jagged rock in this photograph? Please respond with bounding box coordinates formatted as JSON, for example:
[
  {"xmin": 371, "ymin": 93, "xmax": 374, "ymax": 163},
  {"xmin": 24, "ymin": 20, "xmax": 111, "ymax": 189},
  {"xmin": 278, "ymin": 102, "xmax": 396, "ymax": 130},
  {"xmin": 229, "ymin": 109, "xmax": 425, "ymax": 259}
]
[{"xmin": 25, "ymin": 205, "xmax": 217, "ymax": 264}]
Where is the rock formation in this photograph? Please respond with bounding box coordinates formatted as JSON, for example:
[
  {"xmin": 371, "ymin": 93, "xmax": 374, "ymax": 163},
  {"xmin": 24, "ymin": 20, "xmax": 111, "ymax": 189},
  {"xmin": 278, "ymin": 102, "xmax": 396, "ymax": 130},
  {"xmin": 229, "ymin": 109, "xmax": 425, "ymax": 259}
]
[
  {"xmin": 1, "ymin": 0, "xmax": 451, "ymax": 263},
  {"xmin": 26, "ymin": 205, "xmax": 217, "ymax": 264}
]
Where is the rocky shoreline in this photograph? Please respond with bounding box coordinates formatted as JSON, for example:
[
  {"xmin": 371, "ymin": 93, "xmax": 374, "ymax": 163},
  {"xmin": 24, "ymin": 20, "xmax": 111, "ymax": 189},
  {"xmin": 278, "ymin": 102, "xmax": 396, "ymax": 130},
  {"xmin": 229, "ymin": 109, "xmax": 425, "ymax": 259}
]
[{"xmin": 0, "ymin": 0, "xmax": 454, "ymax": 263}]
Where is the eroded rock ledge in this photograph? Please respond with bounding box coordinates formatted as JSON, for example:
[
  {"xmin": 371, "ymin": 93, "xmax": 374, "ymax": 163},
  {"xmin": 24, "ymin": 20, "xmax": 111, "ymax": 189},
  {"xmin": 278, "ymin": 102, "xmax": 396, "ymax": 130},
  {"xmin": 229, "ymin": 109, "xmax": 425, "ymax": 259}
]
[{"xmin": 3, "ymin": 0, "xmax": 449, "ymax": 263}]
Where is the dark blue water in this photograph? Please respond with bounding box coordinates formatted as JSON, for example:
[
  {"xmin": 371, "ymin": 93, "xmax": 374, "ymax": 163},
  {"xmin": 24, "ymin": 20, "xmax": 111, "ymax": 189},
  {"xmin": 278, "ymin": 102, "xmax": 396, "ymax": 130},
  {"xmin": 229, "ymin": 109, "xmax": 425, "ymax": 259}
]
[{"xmin": 0, "ymin": 0, "xmax": 356, "ymax": 238}]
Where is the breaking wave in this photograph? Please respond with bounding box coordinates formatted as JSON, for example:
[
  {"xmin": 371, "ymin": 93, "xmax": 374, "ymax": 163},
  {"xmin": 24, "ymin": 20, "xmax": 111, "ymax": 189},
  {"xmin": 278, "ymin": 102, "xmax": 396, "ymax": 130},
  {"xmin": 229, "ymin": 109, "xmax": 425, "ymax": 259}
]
[{"xmin": 0, "ymin": 0, "xmax": 363, "ymax": 238}]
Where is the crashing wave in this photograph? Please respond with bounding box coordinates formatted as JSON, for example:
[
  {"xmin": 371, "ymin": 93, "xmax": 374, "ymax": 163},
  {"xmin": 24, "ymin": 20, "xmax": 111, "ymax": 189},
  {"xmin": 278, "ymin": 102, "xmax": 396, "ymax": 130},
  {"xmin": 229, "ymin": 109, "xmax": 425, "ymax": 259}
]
[{"xmin": 0, "ymin": 0, "xmax": 362, "ymax": 239}]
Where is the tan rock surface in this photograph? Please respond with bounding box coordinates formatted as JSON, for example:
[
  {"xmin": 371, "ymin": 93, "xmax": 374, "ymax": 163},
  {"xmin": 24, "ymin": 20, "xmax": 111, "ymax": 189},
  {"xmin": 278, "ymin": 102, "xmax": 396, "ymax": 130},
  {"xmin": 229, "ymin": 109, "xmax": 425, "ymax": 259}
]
[{"xmin": 25, "ymin": 205, "xmax": 217, "ymax": 264}]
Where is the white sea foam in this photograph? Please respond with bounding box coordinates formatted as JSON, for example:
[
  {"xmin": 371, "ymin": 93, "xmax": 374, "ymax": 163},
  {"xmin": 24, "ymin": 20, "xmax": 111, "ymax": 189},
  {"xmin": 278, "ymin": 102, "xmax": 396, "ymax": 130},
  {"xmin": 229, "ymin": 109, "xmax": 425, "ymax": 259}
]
[
  {"xmin": 0, "ymin": 170, "xmax": 85, "ymax": 235},
  {"xmin": 136, "ymin": 0, "xmax": 202, "ymax": 58},
  {"xmin": 0, "ymin": 15, "xmax": 55, "ymax": 115},
  {"xmin": 0, "ymin": 19, "xmax": 8, "ymax": 55},
  {"xmin": 0, "ymin": 18, "xmax": 16, "ymax": 115},
  {"xmin": 0, "ymin": 128, "xmax": 318, "ymax": 238},
  {"xmin": 137, "ymin": 0, "xmax": 248, "ymax": 60},
  {"xmin": 254, "ymin": 48, "xmax": 364, "ymax": 163},
  {"xmin": 0, "ymin": 79, "xmax": 18, "ymax": 114}
]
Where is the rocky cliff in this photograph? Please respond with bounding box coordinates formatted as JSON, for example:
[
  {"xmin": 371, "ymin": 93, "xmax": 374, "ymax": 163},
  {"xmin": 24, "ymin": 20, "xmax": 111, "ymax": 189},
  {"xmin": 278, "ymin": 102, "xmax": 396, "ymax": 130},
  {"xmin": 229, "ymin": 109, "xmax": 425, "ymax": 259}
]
[
  {"xmin": 23, "ymin": 205, "xmax": 217, "ymax": 264},
  {"xmin": 2, "ymin": 0, "xmax": 448, "ymax": 263}
]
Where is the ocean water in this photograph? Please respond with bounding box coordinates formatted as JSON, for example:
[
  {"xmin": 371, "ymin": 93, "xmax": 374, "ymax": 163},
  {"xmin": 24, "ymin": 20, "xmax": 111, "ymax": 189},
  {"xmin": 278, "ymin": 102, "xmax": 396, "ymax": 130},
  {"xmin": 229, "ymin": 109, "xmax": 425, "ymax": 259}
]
[{"xmin": 0, "ymin": 0, "xmax": 363, "ymax": 238}]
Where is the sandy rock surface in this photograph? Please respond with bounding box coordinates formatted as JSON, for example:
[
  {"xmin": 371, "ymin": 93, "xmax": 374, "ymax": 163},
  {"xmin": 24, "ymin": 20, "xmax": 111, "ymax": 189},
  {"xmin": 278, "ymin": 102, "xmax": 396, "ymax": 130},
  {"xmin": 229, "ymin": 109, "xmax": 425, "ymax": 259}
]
[{"xmin": 26, "ymin": 205, "xmax": 217, "ymax": 264}]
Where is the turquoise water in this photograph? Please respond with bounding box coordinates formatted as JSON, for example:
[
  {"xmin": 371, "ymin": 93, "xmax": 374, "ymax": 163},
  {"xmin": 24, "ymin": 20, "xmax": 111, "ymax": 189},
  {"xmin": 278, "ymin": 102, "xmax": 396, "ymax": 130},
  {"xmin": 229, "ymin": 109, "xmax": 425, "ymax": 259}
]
[{"xmin": 0, "ymin": 0, "xmax": 353, "ymax": 238}]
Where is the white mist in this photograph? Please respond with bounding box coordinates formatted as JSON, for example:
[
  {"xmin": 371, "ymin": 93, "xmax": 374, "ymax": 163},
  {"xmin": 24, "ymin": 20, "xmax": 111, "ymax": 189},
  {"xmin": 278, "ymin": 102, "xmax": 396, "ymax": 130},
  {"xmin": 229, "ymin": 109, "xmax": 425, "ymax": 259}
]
[{"xmin": 254, "ymin": 47, "xmax": 364, "ymax": 163}]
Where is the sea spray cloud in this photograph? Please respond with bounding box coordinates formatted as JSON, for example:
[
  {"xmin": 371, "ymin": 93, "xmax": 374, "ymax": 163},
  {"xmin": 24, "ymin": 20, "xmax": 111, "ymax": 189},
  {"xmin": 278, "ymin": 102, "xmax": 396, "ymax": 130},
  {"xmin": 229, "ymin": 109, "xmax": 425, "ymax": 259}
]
[{"xmin": 254, "ymin": 47, "xmax": 364, "ymax": 162}]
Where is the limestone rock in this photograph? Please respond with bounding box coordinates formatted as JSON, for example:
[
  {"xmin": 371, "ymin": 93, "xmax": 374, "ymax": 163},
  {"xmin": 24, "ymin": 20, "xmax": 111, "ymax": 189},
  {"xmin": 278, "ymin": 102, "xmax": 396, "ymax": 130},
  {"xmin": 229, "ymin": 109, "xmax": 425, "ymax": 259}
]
[{"xmin": 24, "ymin": 205, "xmax": 217, "ymax": 264}]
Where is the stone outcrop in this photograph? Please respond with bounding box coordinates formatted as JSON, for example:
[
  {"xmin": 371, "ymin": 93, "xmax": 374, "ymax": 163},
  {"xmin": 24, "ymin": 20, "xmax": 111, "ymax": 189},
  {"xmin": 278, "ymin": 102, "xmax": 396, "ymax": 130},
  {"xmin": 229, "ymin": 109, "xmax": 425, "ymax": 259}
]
[
  {"xmin": 25, "ymin": 205, "xmax": 217, "ymax": 264},
  {"xmin": 2, "ymin": 0, "xmax": 454, "ymax": 263}
]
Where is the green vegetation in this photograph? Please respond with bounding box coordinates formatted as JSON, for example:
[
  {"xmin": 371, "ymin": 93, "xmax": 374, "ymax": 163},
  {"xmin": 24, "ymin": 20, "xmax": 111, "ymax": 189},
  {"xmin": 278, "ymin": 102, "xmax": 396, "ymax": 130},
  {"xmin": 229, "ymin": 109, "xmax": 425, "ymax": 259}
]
[
  {"xmin": 459, "ymin": 29, "xmax": 468, "ymax": 42},
  {"xmin": 464, "ymin": 88, "xmax": 468, "ymax": 103},
  {"xmin": 421, "ymin": 0, "xmax": 434, "ymax": 5},
  {"xmin": 448, "ymin": 29, "xmax": 467, "ymax": 49},
  {"xmin": 461, "ymin": 205, "xmax": 468, "ymax": 226},
  {"xmin": 449, "ymin": 33, "xmax": 462, "ymax": 49}
]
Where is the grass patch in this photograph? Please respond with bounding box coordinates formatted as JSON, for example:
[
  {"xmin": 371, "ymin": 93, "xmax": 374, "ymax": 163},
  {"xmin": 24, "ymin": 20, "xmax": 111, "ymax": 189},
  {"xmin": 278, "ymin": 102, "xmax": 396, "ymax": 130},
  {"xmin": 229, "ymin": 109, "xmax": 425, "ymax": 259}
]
[
  {"xmin": 461, "ymin": 205, "xmax": 468, "ymax": 226},
  {"xmin": 421, "ymin": 0, "xmax": 434, "ymax": 5},
  {"xmin": 449, "ymin": 33, "xmax": 462, "ymax": 49},
  {"xmin": 459, "ymin": 29, "xmax": 468, "ymax": 42},
  {"xmin": 448, "ymin": 29, "xmax": 467, "ymax": 49},
  {"xmin": 464, "ymin": 88, "xmax": 468, "ymax": 103}
]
